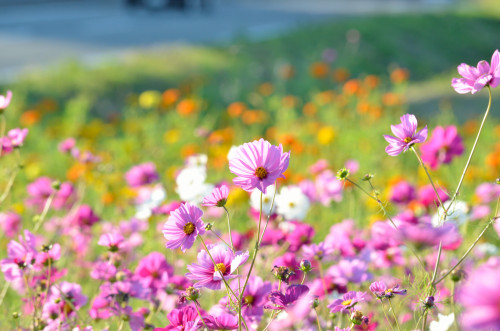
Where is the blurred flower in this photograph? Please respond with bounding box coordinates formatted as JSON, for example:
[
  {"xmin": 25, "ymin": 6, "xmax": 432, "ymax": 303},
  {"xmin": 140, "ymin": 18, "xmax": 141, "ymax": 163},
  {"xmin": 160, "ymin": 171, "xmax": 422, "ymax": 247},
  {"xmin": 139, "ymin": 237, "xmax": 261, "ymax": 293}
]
[
  {"xmin": 420, "ymin": 126, "xmax": 464, "ymax": 170},
  {"xmin": 275, "ymin": 186, "xmax": 311, "ymax": 221},
  {"xmin": 384, "ymin": 114, "xmax": 427, "ymax": 156},
  {"xmin": 429, "ymin": 313, "xmax": 455, "ymax": 331},
  {"xmin": 328, "ymin": 291, "xmax": 368, "ymax": 313},
  {"xmin": 264, "ymin": 285, "xmax": 309, "ymax": 310},
  {"xmin": 125, "ymin": 162, "xmax": 159, "ymax": 188},
  {"xmin": 0, "ymin": 212, "xmax": 21, "ymax": 238},
  {"xmin": 202, "ymin": 184, "xmax": 229, "ymax": 207},
  {"xmin": 452, "ymin": 49, "xmax": 500, "ymax": 94},
  {"xmin": 0, "ymin": 90, "xmax": 12, "ymax": 110}
]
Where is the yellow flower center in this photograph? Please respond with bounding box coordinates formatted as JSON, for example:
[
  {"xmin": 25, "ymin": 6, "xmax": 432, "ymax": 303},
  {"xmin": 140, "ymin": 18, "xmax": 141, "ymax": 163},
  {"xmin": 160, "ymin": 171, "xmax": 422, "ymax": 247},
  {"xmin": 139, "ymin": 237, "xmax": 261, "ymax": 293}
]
[
  {"xmin": 183, "ymin": 222, "xmax": 195, "ymax": 235},
  {"xmin": 255, "ymin": 167, "xmax": 268, "ymax": 179},
  {"xmin": 404, "ymin": 137, "xmax": 412, "ymax": 144},
  {"xmin": 342, "ymin": 299, "xmax": 352, "ymax": 306},
  {"xmin": 214, "ymin": 263, "xmax": 227, "ymax": 274},
  {"xmin": 244, "ymin": 295, "xmax": 255, "ymax": 305}
]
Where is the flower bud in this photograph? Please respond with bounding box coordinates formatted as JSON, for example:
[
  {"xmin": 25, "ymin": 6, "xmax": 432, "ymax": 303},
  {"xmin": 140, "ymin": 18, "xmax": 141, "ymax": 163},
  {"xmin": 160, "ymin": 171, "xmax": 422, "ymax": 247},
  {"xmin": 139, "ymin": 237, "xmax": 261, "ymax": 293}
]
[
  {"xmin": 205, "ymin": 223, "xmax": 213, "ymax": 231},
  {"xmin": 336, "ymin": 167, "xmax": 350, "ymax": 181},
  {"xmin": 350, "ymin": 310, "xmax": 364, "ymax": 325},
  {"xmin": 362, "ymin": 173, "xmax": 374, "ymax": 181},
  {"xmin": 271, "ymin": 266, "xmax": 295, "ymax": 284},
  {"xmin": 185, "ymin": 286, "xmax": 201, "ymax": 301},
  {"xmin": 311, "ymin": 296, "xmax": 320, "ymax": 309},
  {"xmin": 423, "ymin": 296, "xmax": 435, "ymax": 309},
  {"xmin": 496, "ymin": 178, "xmax": 500, "ymax": 185},
  {"xmin": 51, "ymin": 180, "xmax": 61, "ymax": 191},
  {"xmin": 299, "ymin": 259, "xmax": 312, "ymax": 273},
  {"xmin": 451, "ymin": 269, "xmax": 466, "ymax": 283},
  {"xmin": 116, "ymin": 271, "xmax": 127, "ymax": 281},
  {"xmin": 12, "ymin": 312, "xmax": 20, "ymax": 319}
]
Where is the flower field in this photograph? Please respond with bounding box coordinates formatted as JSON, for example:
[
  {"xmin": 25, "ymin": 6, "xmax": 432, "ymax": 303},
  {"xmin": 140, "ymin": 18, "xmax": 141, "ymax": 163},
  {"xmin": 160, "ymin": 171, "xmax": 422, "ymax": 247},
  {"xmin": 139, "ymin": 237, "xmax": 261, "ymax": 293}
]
[{"xmin": 1, "ymin": 10, "xmax": 500, "ymax": 331}]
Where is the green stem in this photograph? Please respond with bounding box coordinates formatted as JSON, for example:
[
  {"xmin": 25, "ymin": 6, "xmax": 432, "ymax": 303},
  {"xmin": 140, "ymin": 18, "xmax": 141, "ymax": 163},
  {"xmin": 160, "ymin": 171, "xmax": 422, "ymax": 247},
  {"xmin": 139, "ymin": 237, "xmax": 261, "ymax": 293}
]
[
  {"xmin": 388, "ymin": 299, "xmax": 402, "ymax": 331},
  {"xmin": 194, "ymin": 302, "xmax": 209, "ymax": 330},
  {"xmin": 223, "ymin": 206, "xmax": 235, "ymax": 252},
  {"xmin": 444, "ymin": 85, "xmax": 492, "ymax": 220},
  {"xmin": 315, "ymin": 308, "xmax": 323, "ymax": 331},
  {"xmin": 33, "ymin": 191, "xmax": 56, "ymax": 233}
]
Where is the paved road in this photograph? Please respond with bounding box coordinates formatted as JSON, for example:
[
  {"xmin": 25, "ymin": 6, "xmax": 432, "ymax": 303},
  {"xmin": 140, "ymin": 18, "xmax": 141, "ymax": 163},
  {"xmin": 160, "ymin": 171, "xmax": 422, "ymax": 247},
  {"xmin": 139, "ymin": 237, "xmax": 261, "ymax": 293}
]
[{"xmin": 0, "ymin": 0, "xmax": 452, "ymax": 81}]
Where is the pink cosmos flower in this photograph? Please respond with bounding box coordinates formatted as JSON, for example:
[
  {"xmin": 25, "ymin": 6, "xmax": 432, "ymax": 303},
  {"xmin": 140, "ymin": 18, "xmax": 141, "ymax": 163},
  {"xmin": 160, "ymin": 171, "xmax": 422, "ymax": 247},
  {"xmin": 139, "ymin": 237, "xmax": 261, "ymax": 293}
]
[
  {"xmin": 0, "ymin": 90, "xmax": 12, "ymax": 110},
  {"xmin": 418, "ymin": 184, "xmax": 449, "ymax": 208},
  {"xmin": 369, "ymin": 281, "xmax": 406, "ymax": 299},
  {"xmin": 457, "ymin": 263, "xmax": 500, "ymax": 330},
  {"xmin": 97, "ymin": 233, "xmax": 125, "ymax": 252},
  {"xmin": 125, "ymin": 162, "xmax": 159, "ymax": 188},
  {"xmin": 58, "ymin": 138, "xmax": 76, "ymax": 153},
  {"xmin": 42, "ymin": 281, "xmax": 87, "ymax": 320},
  {"xmin": 134, "ymin": 252, "xmax": 173, "ymax": 294},
  {"xmin": 26, "ymin": 177, "xmax": 75, "ymax": 211},
  {"xmin": 7, "ymin": 128, "xmax": 28, "ymax": 147},
  {"xmin": 327, "ymin": 259, "xmax": 372, "ymax": 285},
  {"xmin": 315, "ymin": 170, "xmax": 344, "ymax": 205},
  {"xmin": 389, "ymin": 181, "xmax": 416, "ymax": 205},
  {"xmin": 232, "ymin": 276, "xmax": 272, "ymax": 323},
  {"xmin": 0, "ymin": 211, "xmax": 21, "ymax": 238},
  {"xmin": 0, "ymin": 230, "xmax": 37, "ymax": 285},
  {"xmin": 70, "ymin": 205, "xmax": 100, "ymax": 228},
  {"xmin": 203, "ymin": 313, "xmax": 238, "ymax": 330},
  {"xmin": 229, "ymin": 138, "xmax": 290, "ymax": 193},
  {"xmin": 475, "ymin": 182, "xmax": 500, "ymax": 204},
  {"xmin": 202, "ymin": 184, "xmax": 229, "ymax": 207},
  {"xmin": 186, "ymin": 244, "xmax": 249, "ymax": 290},
  {"xmin": 383, "ymin": 114, "xmax": 427, "ymax": 156},
  {"xmin": 162, "ymin": 203, "xmax": 205, "ymax": 252},
  {"xmin": 264, "ymin": 284, "xmax": 310, "ymax": 311},
  {"xmin": 155, "ymin": 305, "xmax": 201, "ymax": 330},
  {"xmin": 420, "ymin": 126, "xmax": 464, "ymax": 169},
  {"xmin": 452, "ymin": 49, "xmax": 500, "ymax": 94},
  {"xmin": 328, "ymin": 291, "xmax": 369, "ymax": 313}
]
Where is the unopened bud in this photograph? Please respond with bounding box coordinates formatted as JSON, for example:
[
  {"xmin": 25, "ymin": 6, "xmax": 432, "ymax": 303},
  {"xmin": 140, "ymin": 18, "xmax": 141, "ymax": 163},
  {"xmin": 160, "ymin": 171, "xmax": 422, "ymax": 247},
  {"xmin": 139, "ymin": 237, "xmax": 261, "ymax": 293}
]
[
  {"xmin": 336, "ymin": 167, "xmax": 350, "ymax": 181},
  {"xmin": 299, "ymin": 259, "xmax": 312, "ymax": 273},
  {"xmin": 205, "ymin": 223, "xmax": 213, "ymax": 231},
  {"xmin": 185, "ymin": 286, "xmax": 200, "ymax": 301},
  {"xmin": 350, "ymin": 310, "xmax": 364, "ymax": 325},
  {"xmin": 311, "ymin": 297, "xmax": 320, "ymax": 309},
  {"xmin": 496, "ymin": 178, "xmax": 500, "ymax": 185},
  {"xmin": 362, "ymin": 173, "xmax": 374, "ymax": 181},
  {"xmin": 451, "ymin": 269, "xmax": 466, "ymax": 283},
  {"xmin": 116, "ymin": 271, "xmax": 127, "ymax": 281},
  {"xmin": 423, "ymin": 296, "xmax": 435, "ymax": 309},
  {"xmin": 12, "ymin": 312, "xmax": 20, "ymax": 319},
  {"xmin": 41, "ymin": 244, "xmax": 52, "ymax": 253},
  {"xmin": 51, "ymin": 180, "xmax": 61, "ymax": 191},
  {"xmin": 271, "ymin": 266, "xmax": 295, "ymax": 284}
]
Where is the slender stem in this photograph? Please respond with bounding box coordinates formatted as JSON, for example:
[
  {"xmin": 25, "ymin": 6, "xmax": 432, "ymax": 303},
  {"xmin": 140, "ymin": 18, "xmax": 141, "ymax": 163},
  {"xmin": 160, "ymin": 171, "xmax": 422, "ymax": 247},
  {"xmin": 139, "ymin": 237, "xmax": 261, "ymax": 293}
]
[
  {"xmin": 238, "ymin": 191, "xmax": 265, "ymax": 329},
  {"xmin": 117, "ymin": 318, "xmax": 125, "ymax": 331},
  {"xmin": 33, "ymin": 191, "xmax": 56, "ymax": 233},
  {"xmin": 388, "ymin": 299, "xmax": 401, "ymax": 331},
  {"xmin": 421, "ymin": 311, "xmax": 428, "ymax": 331},
  {"xmin": 194, "ymin": 302, "xmax": 209, "ymax": 330},
  {"xmin": 444, "ymin": 86, "xmax": 492, "ymax": 219},
  {"xmin": 381, "ymin": 301, "xmax": 395, "ymax": 331},
  {"xmin": 0, "ymin": 283, "xmax": 10, "ymax": 306},
  {"xmin": 223, "ymin": 206, "xmax": 235, "ymax": 252},
  {"xmin": 434, "ymin": 216, "xmax": 496, "ymax": 285},
  {"xmin": 411, "ymin": 146, "xmax": 446, "ymax": 217},
  {"xmin": 258, "ymin": 182, "xmax": 279, "ymax": 245},
  {"xmin": 315, "ymin": 308, "xmax": 323, "ymax": 331},
  {"xmin": 42, "ymin": 258, "xmax": 52, "ymax": 312},
  {"xmin": 209, "ymin": 229, "xmax": 232, "ymax": 249},
  {"xmin": 300, "ymin": 272, "xmax": 307, "ymax": 285}
]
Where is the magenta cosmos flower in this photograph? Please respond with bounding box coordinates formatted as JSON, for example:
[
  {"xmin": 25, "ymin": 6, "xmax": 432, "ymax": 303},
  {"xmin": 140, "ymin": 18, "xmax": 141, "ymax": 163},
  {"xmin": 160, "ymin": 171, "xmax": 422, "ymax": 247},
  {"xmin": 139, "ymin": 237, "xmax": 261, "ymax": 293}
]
[
  {"xmin": 264, "ymin": 284, "xmax": 310, "ymax": 311},
  {"xmin": 202, "ymin": 184, "xmax": 229, "ymax": 207},
  {"xmin": 384, "ymin": 114, "xmax": 427, "ymax": 156},
  {"xmin": 186, "ymin": 244, "xmax": 249, "ymax": 290},
  {"xmin": 452, "ymin": 49, "xmax": 500, "ymax": 94},
  {"xmin": 457, "ymin": 263, "xmax": 500, "ymax": 330},
  {"xmin": 328, "ymin": 291, "xmax": 369, "ymax": 313},
  {"xmin": 125, "ymin": 162, "xmax": 159, "ymax": 188},
  {"xmin": 420, "ymin": 126, "xmax": 464, "ymax": 170},
  {"xmin": 0, "ymin": 90, "xmax": 12, "ymax": 110},
  {"xmin": 162, "ymin": 203, "xmax": 205, "ymax": 252},
  {"xmin": 229, "ymin": 138, "xmax": 290, "ymax": 193}
]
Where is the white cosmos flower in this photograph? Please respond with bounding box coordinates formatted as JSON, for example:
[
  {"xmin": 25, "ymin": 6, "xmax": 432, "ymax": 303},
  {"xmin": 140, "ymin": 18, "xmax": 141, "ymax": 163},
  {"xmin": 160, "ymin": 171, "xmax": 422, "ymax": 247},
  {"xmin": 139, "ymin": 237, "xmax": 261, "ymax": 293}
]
[
  {"xmin": 275, "ymin": 186, "xmax": 310, "ymax": 221},
  {"xmin": 432, "ymin": 200, "xmax": 468, "ymax": 227},
  {"xmin": 429, "ymin": 313, "xmax": 455, "ymax": 331},
  {"xmin": 176, "ymin": 166, "xmax": 213, "ymax": 204},
  {"xmin": 186, "ymin": 154, "xmax": 208, "ymax": 169},
  {"xmin": 227, "ymin": 145, "xmax": 240, "ymax": 162},
  {"xmin": 250, "ymin": 185, "xmax": 277, "ymax": 215},
  {"xmin": 135, "ymin": 185, "xmax": 167, "ymax": 219}
]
